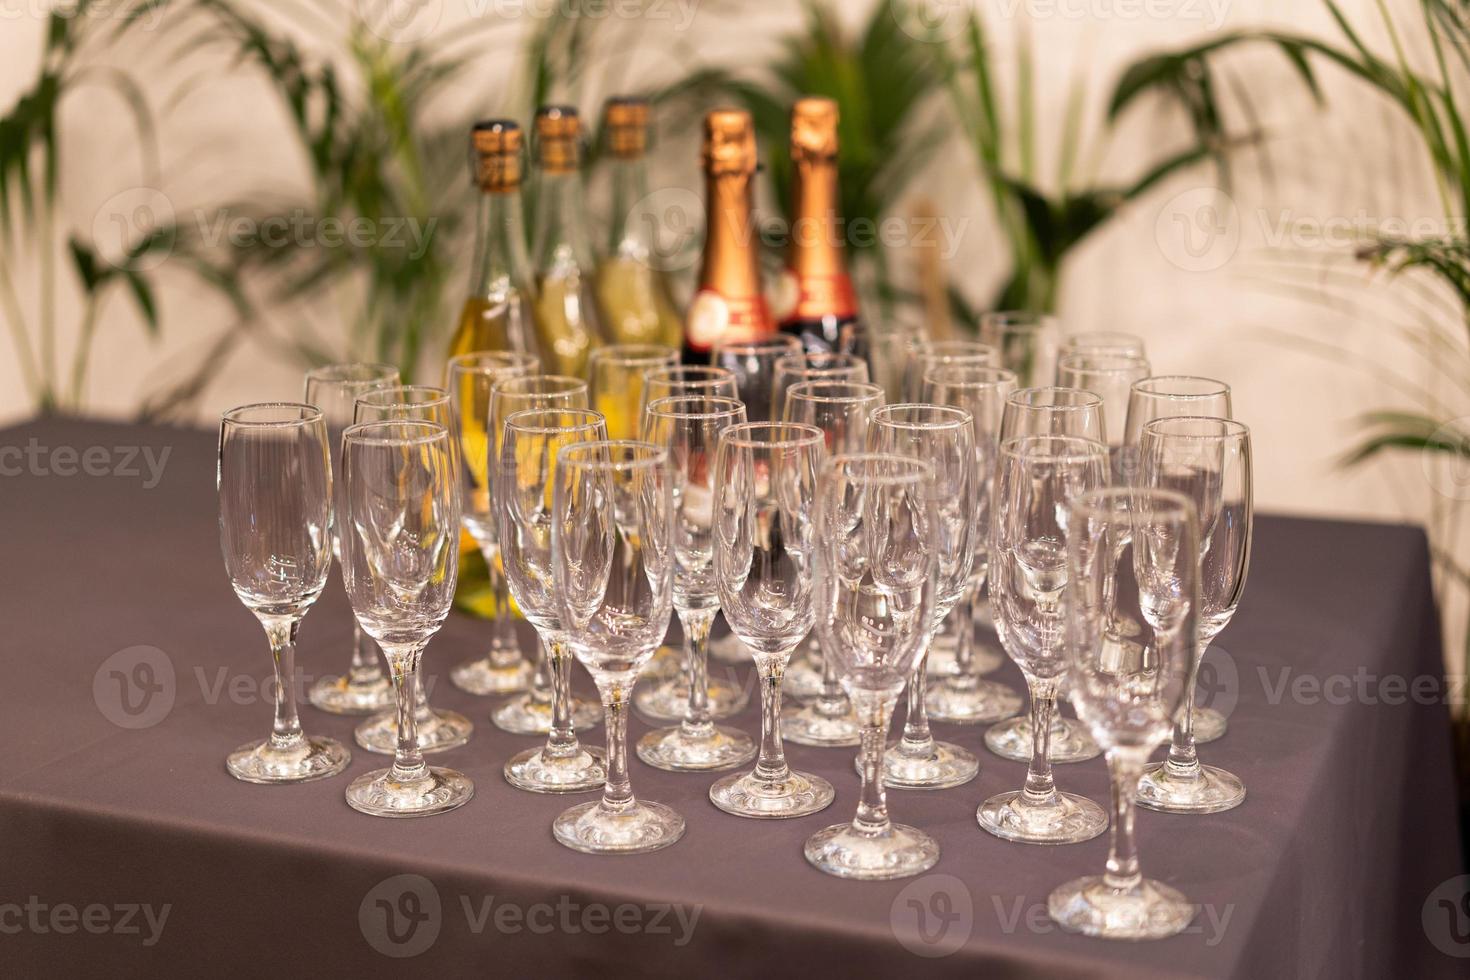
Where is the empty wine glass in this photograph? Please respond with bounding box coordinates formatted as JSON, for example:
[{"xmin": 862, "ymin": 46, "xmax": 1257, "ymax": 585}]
[
  {"xmin": 1122, "ymin": 376, "xmax": 1233, "ymax": 743},
  {"xmin": 1048, "ymin": 487, "xmax": 1200, "ymax": 938},
  {"xmin": 638, "ymin": 364, "xmax": 739, "ymax": 419},
  {"xmin": 805, "ymin": 455, "xmax": 941, "ymax": 879},
  {"xmin": 351, "ymin": 386, "xmax": 473, "ymax": 755},
  {"xmin": 487, "ymin": 375, "xmax": 601, "ymax": 736},
  {"xmin": 302, "ymin": 363, "xmax": 400, "ymax": 715},
  {"xmin": 979, "ymin": 435, "xmax": 1109, "ymax": 844},
  {"xmin": 988, "ymin": 386, "xmax": 1108, "ymax": 765},
  {"xmin": 445, "ymin": 351, "xmax": 540, "ymax": 696},
  {"xmin": 710, "ymin": 334, "xmax": 802, "ymax": 424},
  {"xmin": 635, "ymin": 396, "xmax": 757, "ymax": 770},
  {"xmin": 901, "ymin": 339, "xmax": 998, "ymax": 401},
  {"xmin": 588, "ymin": 343, "xmax": 679, "ymax": 439},
  {"xmin": 920, "ymin": 367, "xmax": 1025, "ymax": 725},
  {"xmin": 1058, "ymin": 331, "xmax": 1146, "ymax": 362},
  {"xmin": 979, "ymin": 310, "xmax": 1060, "ymax": 387},
  {"xmin": 1056, "ymin": 353, "xmax": 1151, "ymax": 472},
  {"xmin": 496, "ymin": 408, "xmax": 611, "ymax": 793},
  {"xmin": 771, "ymin": 351, "xmax": 869, "ymax": 423},
  {"xmin": 218, "ymin": 404, "xmax": 351, "ymax": 782},
  {"xmin": 551, "ymin": 441, "xmax": 684, "ymax": 853},
  {"xmin": 340, "ymin": 420, "xmax": 472, "ymax": 816},
  {"xmin": 868, "ymin": 404, "xmax": 981, "ymax": 789},
  {"xmin": 709, "ymin": 422, "xmax": 835, "ymax": 818},
  {"xmin": 780, "ymin": 381, "xmax": 885, "ymax": 745},
  {"xmin": 1135, "ymin": 417, "xmax": 1252, "ymax": 813}
]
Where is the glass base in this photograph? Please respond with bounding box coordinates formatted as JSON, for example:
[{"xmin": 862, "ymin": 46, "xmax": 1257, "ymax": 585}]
[
  {"xmin": 1136, "ymin": 760, "xmax": 1245, "ymax": 814},
  {"xmin": 804, "ymin": 821, "xmax": 939, "ymax": 881},
  {"xmin": 708, "ymin": 631, "xmax": 752, "ymax": 665},
  {"xmin": 553, "ymin": 799, "xmax": 686, "ymax": 854},
  {"xmin": 977, "ymin": 789, "xmax": 1108, "ymax": 844},
  {"xmin": 876, "ymin": 737, "xmax": 979, "ymax": 790},
  {"xmin": 985, "ymin": 714, "xmax": 1100, "ymax": 763},
  {"xmin": 633, "ymin": 673, "xmax": 748, "ymax": 723},
  {"xmin": 450, "ymin": 654, "xmax": 532, "ymax": 695},
  {"xmin": 782, "ymin": 647, "xmax": 824, "ymax": 701},
  {"xmin": 491, "ymin": 691, "xmax": 600, "ymax": 735},
  {"xmin": 226, "ymin": 735, "xmax": 350, "ymax": 784},
  {"xmin": 1048, "ymin": 875, "xmax": 1195, "ymax": 940},
  {"xmin": 504, "ymin": 743, "xmax": 607, "ymax": 793},
  {"xmin": 637, "ymin": 723, "xmax": 756, "ymax": 771},
  {"xmin": 782, "ymin": 698, "xmax": 862, "ymax": 747},
  {"xmin": 645, "ymin": 644, "xmax": 684, "ymax": 680},
  {"xmin": 926, "ymin": 635, "xmax": 1004, "ymax": 677},
  {"xmin": 926, "ymin": 677, "xmax": 1023, "ymax": 725},
  {"xmin": 709, "ymin": 768, "xmax": 835, "ymax": 819},
  {"xmin": 346, "ymin": 764, "xmax": 474, "ymax": 817},
  {"xmin": 355, "ymin": 707, "xmax": 473, "ymax": 755},
  {"xmin": 1192, "ymin": 706, "xmax": 1227, "ymax": 744},
  {"xmin": 307, "ymin": 672, "xmax": 393, "ymax": 716}
]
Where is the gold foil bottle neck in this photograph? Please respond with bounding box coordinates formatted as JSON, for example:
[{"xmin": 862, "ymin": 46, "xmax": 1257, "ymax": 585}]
[
  {"xmin": 702, "ymin": 107, "xmax": 757, "ymax": 176},
  {"xmin": 791, "ymin": 96, "xmax": 838, "ymax": 162},
  {"xmin": 534, "ymin": 105, "xmax": 581, "ymax": 174},
  {"xmin": 471, "ymin": 119, "xmax": 522, "ymax": 191},
  {"xmin": 603, "ymin": 96, "xmax": 649, "ymax": 159}
]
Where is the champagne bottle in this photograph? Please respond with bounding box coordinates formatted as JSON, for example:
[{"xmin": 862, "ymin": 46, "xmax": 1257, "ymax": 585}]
[
  {"xmin": 530, "ymin": 105, "xmax": 599, "ymax": 378},
  {"xmin": 448, "ymin": 120, "xmax": 539, "ymax": 362},
  {"xmin": 775, "ymin": 96, "xmax": 860, "ymax": 354},
  {"xmin": 684, "ymin": 107, "xmax": 772, "ymax": 361},
  {"xmin": 595, "ymin": 97, "xmax": 683, "ymax": 348}
]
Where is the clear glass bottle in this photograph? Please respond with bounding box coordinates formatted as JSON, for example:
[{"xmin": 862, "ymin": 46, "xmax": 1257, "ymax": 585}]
[{"xmin": 530, "ymin": 105, "xmax": 600, "ymax": 378}]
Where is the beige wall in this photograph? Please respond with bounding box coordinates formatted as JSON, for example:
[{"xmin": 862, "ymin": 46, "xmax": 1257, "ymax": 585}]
[{"xmin": 0, "ymin": 0, "xmax": 1449, "ymax": 536}]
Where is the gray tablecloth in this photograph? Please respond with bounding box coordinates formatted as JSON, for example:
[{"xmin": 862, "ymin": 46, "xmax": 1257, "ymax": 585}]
[{"xmin": 1, "ymin": 417, "xmax": 1464, "ymax": 977}]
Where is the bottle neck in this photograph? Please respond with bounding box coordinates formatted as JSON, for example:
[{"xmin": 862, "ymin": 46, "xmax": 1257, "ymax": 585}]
[
  {"xmin": 699, "ymin": 170, "xmax": 763, "ymax": 301},
  {"xmin": 607, "ymin": 156, "xmax": 652, "ymax": 260},
  {"xmin": 470, "ymin": 188, "xmax": 532, "ymax": 299},
  {"xmin": 786, "ymin": 155, "xmax": 856, "ymax": 321},
  {"xmin": 532, "ymin": 170, "xmax": 595, "ymax": 275}
]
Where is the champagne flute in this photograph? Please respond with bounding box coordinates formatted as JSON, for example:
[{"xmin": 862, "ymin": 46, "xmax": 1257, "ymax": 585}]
[
  {"xmin": 770, "ymin": 351, "xmax": 869, "ymax": 424},
  {"xmin": 350, "ymin": 386, "xmax": 474, "ymax": 755},
  {"xmin": 496, "ymin": 408, "xmax": 611, "ymax": 792},
  {"xmin": 1122, "ymin": 376, "xmax": 1233, "ymax": 743},
  {"xmin": 445, "ymin": 350, "xmax": 539, "ymax": 696},
  {"xmin": 868, "ymin": 404, "xmax": 981, "ymax": 789},
  {"xmin": 635, "ymin": 396, "xmax": 757, "ymax": 770},
  {"xmin": 638, "ymin": 364, "xmax": 739, "ymax": 419},
  {"xmin": 1056, "ymin": 353, "xmax": 1150, "ymax": 478},
  {"xmin": 551, "ymin": 441, "xmax": 684, "ymax": 853},
  {"xmin": 920, "ymin": 366, "xmax": 1025, "ymax": 725},
  {"xmin": 1058, "ymin": 331, "xmax": 1146, "ymax": 362},
  {"xmin": 340, "ymin": 420, "xmax": 472, "ymax": 816},
  {"xmin": 901, "ymin": 338, "xmax": 998, "ymax": 401},
  {"xmin": 979, "ymin": 310, "xmax": 1060, "ymax": 387},
  {"xmin": 588, "ymin": 343, "xmax": 678, "ymax": 439},
  {"xmin": 487, "ymin": 375, "xmax": 601, "ymax": 736},
  {"xmin": 1135, "ymin": 417, "xmax": 1252, "ymax": 813},
  {"xmin": 978, "ymin": 435, "xmax": 1109, "ymax": 843},
  {"xmin": 302, "ymin": 363, "xmax": 399, "ymax": 715},
  {"xmin": 218, "ymin": 403, "xmax": 350, "ymax": 782},
  {"xmin": 1048, "ymin": 487, "xmax": 1200, "ymax": 937},
  {"xmin": 709, "ymin": 422, "xmax": 835, "ymax": 818},
  {"xmin": 804, "ymin": 455, "xmax": 941, "ymax": 879},
  {"xmin": 780, "ymin": 380, "xmax": 885, "ymax": 746}
]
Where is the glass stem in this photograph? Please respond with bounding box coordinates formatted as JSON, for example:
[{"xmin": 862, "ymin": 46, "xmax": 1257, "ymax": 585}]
[
  {"xmin": 1021, "ymin": 680, "xmax": 1060, "ymax": 804},
  {"xmin": 815, "ymin": 632, "xmax": 847, "ymax": 716},
  {"xmin": 348, "ymin": 623, "xmax": 382, "ymax": 684},
  {"xmin": 900, "ymin": 637, "xmax": 935, "ymax": 749},
  {"xmin": 953, "ymin": 589, "xmax": 979, "ymax": 688},
  {"xmin": 679, "ymin": 607, "xmax": 716, "ymax": 734},
  {"xmin": 485, "ymin": 544, "xmax": 521, "ymax": 668},
  {"xmin": 753, "ymin": 658, "xmax": 791, "ymax": 782},
  {"xmin": 600, "ymin": 685, "xmax": 634, "ymax": 812},
  {"xmin": 528, "ymin": 628, "xmax": 552, "ymax": 706},
  {"xmin": 1164, "ymin": 639, "xmax": 1207, "ymax": 777},
  {"xmin": 1104, "ymin": 748, "xmax": 1147, "ymax": 891},
  {"xmin": 412, "ymin": 670, "xmax": 432, "ymax": 721},
  {"xmin": 384, "ymin": 643, "xmax": 427, "ymax": 782},
  {"xmin": 544, "ymin": 633, "xmax": 581, "ymax": 759},
  {"xmin": 264, "ymin": 618, "xmax": 304, "ymax": 749},
  {"xmin": 852, "ymin": 696, "xmax": 895, "ymax": 836}
]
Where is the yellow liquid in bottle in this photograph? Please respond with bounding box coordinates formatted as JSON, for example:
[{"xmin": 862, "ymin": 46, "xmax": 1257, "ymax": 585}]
[
  {"xmin": 448, "ymin": 293, "xmax": 532, "ymax": 360},
  {"xmin": 534, "ymin": 271, "xmax": 596, "ymax": 378},
  {"xmin": 595, "ymin": 256, "xmax": 682, "ymax": 348}
]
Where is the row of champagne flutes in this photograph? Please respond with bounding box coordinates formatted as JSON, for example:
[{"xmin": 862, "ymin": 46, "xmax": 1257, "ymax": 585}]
[{"xmin": 216, "ymin": 317, "xmax": 1250, "ymax": 941}]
